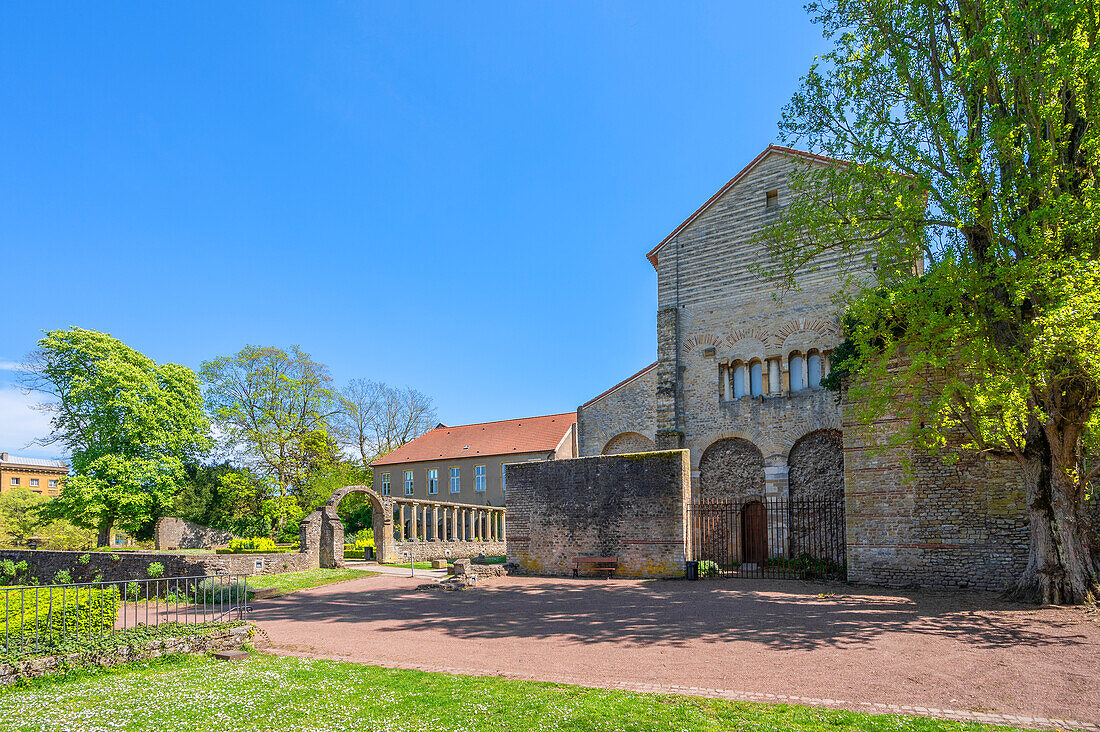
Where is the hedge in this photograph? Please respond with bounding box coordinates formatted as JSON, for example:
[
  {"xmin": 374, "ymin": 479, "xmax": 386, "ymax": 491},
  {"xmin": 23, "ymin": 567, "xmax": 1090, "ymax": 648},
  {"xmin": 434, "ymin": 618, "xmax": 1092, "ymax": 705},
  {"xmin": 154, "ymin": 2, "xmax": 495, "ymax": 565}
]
[{"xmin": 1, "ymin": 585, "xmax": 120, "ymax": 646}]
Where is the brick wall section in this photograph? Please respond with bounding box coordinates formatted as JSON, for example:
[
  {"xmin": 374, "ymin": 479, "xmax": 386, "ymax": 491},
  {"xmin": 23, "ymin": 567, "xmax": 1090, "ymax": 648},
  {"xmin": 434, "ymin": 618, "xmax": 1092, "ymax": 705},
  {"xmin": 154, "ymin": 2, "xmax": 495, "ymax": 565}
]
[
  {"xmin": 507, "ymin": 451, "xmax": 691, "ymax": 577},
  {"xmin": 0, "ymin": 548, "xmax": 314, "ymax": 584},
  {"xmin": 842, "ymin": 390, "xmax": 1029, "ymax": 591},
  {"xmin": 154, "ymin": 517, "xmax": 240, "ymax": 550}
]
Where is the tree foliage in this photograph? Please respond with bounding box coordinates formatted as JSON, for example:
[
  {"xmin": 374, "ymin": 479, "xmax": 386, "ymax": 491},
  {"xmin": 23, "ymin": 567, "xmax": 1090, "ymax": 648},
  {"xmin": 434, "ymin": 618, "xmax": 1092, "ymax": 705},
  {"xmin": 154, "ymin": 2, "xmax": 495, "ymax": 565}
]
[
  {"xmin": 23, "ymin": 328, "xmax": 210, "ymax": 546},
  {"xmin": 200, "ymin": 345, "xmax": 338, "ymax": 498},
  {"xmin": 761, "ymin": 0, "xmax": 1100, "ymax": 603},
  {"xmin": 332, "ymin": 379, "xmax": 437, "ymax": 467}
]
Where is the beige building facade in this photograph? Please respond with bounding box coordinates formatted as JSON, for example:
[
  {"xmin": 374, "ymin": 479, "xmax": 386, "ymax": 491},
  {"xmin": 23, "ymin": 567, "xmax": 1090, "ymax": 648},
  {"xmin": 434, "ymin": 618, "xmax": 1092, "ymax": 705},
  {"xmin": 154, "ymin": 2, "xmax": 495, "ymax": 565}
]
[
  {"xmin": 0, "ymin": 453, "xmax": 67, "ymax": 498},
  {"xmin": 372, "ymin": 413, "xmax": 577, "ymax": 507}
]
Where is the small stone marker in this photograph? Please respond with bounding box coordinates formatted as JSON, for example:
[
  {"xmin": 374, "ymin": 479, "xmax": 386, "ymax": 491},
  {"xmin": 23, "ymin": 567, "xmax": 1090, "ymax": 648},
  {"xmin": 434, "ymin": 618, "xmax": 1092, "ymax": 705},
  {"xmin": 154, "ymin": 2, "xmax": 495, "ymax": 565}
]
[
  {"xmin": 431, "ymin": 558, "xmax": 447, "ymax": 569},
  {"xmin": 212, "ymin": 650, "xmax": 248, "ymax": 662}
]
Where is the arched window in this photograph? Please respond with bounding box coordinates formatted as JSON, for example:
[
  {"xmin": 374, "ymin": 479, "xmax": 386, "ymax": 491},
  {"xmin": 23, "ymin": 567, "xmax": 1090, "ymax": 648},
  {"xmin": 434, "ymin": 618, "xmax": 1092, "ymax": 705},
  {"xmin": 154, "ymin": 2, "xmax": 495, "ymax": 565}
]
[
  {"xmin": 789, "ymin": 353, "xmax": 805, "ymax": 392},
  {"xmin": 808, "ymin": 352, "xmax": 822, "ymax": 388},
  {"xmin": 733, "ymin": 363, "xmax": 747, "ymax": 398},
  {"xmin": 749, "ymin": 361, "xmax": 763, "ymax": 396}
]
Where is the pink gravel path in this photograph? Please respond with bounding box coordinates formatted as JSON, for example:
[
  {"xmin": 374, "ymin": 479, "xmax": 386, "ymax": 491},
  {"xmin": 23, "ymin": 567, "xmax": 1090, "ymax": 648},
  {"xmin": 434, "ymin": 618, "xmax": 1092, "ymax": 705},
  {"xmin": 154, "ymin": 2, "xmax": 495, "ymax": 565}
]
[{"xmin": 249, "ymin": 574, "xmax": 1100, "ymax": 729}]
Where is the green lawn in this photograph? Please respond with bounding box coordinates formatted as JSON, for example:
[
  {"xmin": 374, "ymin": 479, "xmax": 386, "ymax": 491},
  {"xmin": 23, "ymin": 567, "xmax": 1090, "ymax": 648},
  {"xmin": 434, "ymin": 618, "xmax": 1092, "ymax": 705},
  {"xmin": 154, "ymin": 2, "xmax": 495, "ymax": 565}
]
[
  {"xmin": 378, "ymin": 555, "xmax": 507, "ymax": 570},
  {"xmin": 246, "ymin": 568, "xmax": 375, "ymax": 596},
  {"xmin": 0, "ymin": 653, "xmax": 1022, "ymax": 732}
]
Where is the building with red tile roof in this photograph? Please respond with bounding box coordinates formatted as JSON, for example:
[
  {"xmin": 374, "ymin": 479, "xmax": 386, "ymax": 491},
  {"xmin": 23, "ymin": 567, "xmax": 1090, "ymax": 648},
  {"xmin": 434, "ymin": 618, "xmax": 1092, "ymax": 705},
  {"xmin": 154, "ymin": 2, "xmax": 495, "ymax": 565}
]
[{"xmin": 371, "ymin": 413, "xmax": 576, "ymax": 506}]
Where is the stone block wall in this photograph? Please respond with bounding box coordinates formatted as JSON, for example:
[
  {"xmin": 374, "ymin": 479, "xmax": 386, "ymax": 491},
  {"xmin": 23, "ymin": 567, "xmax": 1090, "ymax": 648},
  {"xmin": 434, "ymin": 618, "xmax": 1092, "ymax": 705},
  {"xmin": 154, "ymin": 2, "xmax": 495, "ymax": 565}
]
[
  {"xmin": 154, "ymin": 517, "xmax": 240, "ymax": 550},
  {"xmin": 507, "ymin": 451, "xmax": 691, "ymax": 577},
  {"xmin": 390, "ymin": 539, "xmax": 506, "ymax": 563},
  {"xmin": 842, "ymin": 392, "xmax": 1029, "ymax": 591},
  {"xmin": 577, "ymin": 364, "xmax": 657, "ymax": 457}
]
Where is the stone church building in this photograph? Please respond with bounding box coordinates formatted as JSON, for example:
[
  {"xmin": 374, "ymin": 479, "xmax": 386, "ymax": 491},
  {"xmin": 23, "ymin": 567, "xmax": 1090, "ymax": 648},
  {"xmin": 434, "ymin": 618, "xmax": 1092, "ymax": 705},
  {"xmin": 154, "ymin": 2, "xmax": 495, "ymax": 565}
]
[{"xmin": 574, "ymin": 145, "xmax": 1028, "ymax": 591}]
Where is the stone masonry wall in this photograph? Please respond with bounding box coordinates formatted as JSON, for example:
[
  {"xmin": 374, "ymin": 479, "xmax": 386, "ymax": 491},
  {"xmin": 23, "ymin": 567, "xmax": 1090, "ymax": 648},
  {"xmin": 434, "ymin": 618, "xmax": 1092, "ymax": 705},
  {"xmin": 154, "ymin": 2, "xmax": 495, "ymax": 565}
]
[
  {"xmin": 842, "ymin": 389, "xmax": 1029, "ymax": 591},
  {"xmin": 0, "ymin": 624, "xmax": 253, "ymax": 686},
  {"xmin": 507, "ymin": 451, "xmax": 691, "ymax": 577},
  {"xmin": 0, "ymin": 548, "xmax": 314, "ymax": 584},
  {"xmin": 788, "ymin": 429, "xmax": 844, "ymax": 501},
  {"xmin": 391, "ymin": 539, "xmax": 506, "ymax": 563},
  {"xmin": 577, "ymin": 364, "xmax": 657, "ymax": 457},
  {"xmin": 697, "ymin": 438, "xmax": 765, "ymax": 502},
  {"xmin": 154, "ymin": 517, "xmax": 240, "ymax": 550},
  {"xmin": 651, "ymin": 150, "xmax": 872, "ymax": 484}
]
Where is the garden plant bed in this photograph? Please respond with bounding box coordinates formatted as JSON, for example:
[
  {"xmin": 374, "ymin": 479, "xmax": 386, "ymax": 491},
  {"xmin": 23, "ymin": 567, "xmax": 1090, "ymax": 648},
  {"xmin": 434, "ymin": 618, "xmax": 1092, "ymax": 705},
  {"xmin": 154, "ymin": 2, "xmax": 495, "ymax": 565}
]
[{"xmin": 0, "ymin": 652, "xmax": 1039, "ymax": 731}]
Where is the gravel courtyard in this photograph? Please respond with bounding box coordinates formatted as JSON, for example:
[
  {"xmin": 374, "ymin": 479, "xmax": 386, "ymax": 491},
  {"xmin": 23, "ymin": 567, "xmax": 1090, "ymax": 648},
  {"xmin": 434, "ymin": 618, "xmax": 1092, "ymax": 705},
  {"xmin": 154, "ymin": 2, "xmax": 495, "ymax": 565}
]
[{"xmin": 249, "ymin": 573, "xmax": 1100, "ymax": 728}]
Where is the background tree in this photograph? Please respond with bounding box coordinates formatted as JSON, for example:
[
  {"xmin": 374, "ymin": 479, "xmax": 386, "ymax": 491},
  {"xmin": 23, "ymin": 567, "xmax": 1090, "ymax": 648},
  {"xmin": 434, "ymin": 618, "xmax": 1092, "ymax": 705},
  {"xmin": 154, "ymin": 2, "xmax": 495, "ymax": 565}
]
[
  {"xmin": 761, "ymin": 1, "xmax": 1100, "ymax": 603},
  {"xmin": 201, "ymin": 345, "xmax": 336, "ymax": 496},
  {"xmin": 23, "ymin": 328, "xmax": 210, "ymax": 546},
  {"xmin": 333, "ymin": 379, "xmax": 437, "ymax": 467}
]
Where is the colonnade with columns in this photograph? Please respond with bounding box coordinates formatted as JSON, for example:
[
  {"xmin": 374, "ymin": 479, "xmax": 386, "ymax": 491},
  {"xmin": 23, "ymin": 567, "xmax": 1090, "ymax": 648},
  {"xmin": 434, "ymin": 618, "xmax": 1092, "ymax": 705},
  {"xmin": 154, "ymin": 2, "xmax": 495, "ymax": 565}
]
[{"xmin": 390, "ymin": 497, "xmax": 506, "ymax": 544}]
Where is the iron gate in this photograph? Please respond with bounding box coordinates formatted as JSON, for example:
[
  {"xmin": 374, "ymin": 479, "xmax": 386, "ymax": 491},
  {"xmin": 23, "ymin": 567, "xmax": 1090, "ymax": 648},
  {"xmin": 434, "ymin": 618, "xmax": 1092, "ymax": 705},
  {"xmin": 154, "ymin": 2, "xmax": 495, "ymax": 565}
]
[{"xmin": 687, "ymin": 497, "xmax": 846, "ymax": 580}]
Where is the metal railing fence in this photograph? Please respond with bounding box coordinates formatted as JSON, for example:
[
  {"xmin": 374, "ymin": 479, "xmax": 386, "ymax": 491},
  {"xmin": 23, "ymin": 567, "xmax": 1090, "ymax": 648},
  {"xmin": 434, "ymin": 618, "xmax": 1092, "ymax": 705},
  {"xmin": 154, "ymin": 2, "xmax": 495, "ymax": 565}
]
[
  {"xmin": 687, "ymin": 497, "xmax": 846, "ymax": 580},
  {"xmin": 1, "ymin": 573, "xmax": 250, "ymax": 657}
]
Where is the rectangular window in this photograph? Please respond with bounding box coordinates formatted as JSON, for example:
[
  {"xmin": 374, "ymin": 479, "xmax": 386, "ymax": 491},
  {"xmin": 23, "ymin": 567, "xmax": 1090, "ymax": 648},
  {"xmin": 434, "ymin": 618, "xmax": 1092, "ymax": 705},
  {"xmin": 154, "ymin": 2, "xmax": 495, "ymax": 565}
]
[
  {"xmin": 48, "ymin": 480, "xmax": 58, "ymax": 488},
  {"xmin": 9, "ymin": 478, "xmax": 18, "ymax": 486},
  {"xmin": 381, "ymin": 473, "xmax": 391, "ymax": 496},
  {"xmin": 427, "ymin": 468, "xmax": 438, "ymax": 494},
  {"xmin": 29, "ymin": 479, "xmax": 39, "ymax": 487},
  {"xmin": 404, "ymin": 470, "xmax": 414, "ymax": 495},
  {"xmin": 450, "ymin": 467, "xmax": 461, "ymax": 493},
  {"xmin": 474, "ymin": 465, "xmax": 486, "ymax": 492},
  {"xmin": 501, "ymin": 464, "xmax": 507, "ymax": 495},
  {"xmin": 765, "ymin": 189, "xmax": 779, "ymax": 209}
]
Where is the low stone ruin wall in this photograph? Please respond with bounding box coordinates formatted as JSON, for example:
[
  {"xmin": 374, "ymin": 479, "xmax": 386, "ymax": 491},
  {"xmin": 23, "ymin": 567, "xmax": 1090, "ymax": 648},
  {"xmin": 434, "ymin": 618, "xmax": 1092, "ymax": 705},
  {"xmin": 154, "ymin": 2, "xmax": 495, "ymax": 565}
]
[
  {"xmin": 0, "ymin": 548, "xmax": 315, "ymax": 584},
  {"xmin": 0, "ymin": 624, "xmax": 253, "ymax": 686},
  {"xmin": 154, "ymin": 517, "xmax": 240, "ymax": 550},
  {"xmin": 390, "ymin": 539, "xmax": 506, "ymax": 563},
  {"xmin": 506, "ymin": 450, "xmax": 692, "ymax": 578}
]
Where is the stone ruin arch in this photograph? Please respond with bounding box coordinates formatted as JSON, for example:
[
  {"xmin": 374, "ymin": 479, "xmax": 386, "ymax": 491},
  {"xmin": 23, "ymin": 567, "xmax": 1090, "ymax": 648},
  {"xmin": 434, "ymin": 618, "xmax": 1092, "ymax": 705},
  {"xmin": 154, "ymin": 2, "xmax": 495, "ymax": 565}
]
[{"xmin": 300, "ymin": 485, "xmax": 395, "ymax": 568}]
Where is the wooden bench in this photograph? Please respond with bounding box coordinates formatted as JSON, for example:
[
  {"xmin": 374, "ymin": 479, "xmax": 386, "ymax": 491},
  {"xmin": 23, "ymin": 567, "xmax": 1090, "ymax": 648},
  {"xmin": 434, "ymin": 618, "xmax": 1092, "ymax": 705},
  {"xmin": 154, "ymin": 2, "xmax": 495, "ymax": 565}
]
[{"xmin": 572, "ymin": 557, "xmax": 617, "ymax": 579}]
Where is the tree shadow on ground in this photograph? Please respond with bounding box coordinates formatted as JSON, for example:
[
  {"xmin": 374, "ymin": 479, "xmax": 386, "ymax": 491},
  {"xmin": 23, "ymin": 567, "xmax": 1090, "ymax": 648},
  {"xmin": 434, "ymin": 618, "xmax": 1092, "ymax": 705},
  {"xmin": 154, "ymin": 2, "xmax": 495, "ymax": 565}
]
[{"xmin": 247, "ymin": 576, "xmax": 1093, "ymax": 652}]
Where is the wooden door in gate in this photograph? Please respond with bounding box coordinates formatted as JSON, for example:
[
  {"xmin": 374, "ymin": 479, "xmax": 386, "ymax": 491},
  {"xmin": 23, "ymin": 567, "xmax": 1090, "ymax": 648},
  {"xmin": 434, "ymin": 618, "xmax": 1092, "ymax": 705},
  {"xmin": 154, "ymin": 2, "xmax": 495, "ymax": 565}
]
[{"xmin": 740, "ymin": 501, "xmax": 767, "ymax": 565}]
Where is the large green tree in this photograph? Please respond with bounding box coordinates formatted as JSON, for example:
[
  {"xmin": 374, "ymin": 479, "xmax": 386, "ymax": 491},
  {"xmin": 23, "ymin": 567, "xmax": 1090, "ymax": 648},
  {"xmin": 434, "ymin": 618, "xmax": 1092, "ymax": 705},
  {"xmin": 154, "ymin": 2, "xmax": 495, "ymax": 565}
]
[
  {"xmin": 200, "ymin": 345, "xmax": 337, "ymax": 506},
  {"xmin": 24, "ymin": 328, "xmax": 211, "ymax": 546},
  {"xmin": 761, "ymin": 1, "xmax": 1100, "ymax": 603}
]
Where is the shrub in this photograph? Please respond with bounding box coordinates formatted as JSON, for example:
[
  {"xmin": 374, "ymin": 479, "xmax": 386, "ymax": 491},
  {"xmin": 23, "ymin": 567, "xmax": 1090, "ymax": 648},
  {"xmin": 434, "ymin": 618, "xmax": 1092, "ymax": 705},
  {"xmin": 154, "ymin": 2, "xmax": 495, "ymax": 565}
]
[
  {"xmin": 193, "ymin": 577, "xmax": 248, "ymax": 604},
  {"xmin": 344, "ymin": 550, "xmax": 365, "ymax": 559},
  {"xmin": 354, "ymin": 529, "xmax": 375, "ymax": 551},
  {"xmin": 77, "ymin": 553, "xmax": 91, "ymax": 565},
  {"xmin": 0, "ymin": 584, "xmax": 120, "ymax": 643},
  {"xmin": 126, "ymin": 581, "xmax": 140, "ymax": 600},
  {"xmin": 53, "ymin": 570, "xmax": 72, "ymax": 585},
  {"xmin": 146, "ymin": 562, "xmax": 165, "ymax": 579},
  {"xmin": 226, "ymin": 537, "xmax": 277, "ymax": 553},
  {"xmin": 110, "ymin": 554, "xmax": 121, "ymax": 562},
  {"xmin": 698, "ymin": 560, "xmax": 720, "ymax": 578}
]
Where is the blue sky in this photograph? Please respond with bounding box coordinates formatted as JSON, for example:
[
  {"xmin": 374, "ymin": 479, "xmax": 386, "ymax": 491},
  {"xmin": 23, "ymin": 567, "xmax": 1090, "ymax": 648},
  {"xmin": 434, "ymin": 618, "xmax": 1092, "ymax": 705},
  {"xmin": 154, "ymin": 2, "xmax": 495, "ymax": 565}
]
[{"xmin": 0, "ymin": 3, "xmax": 829, "ymax": 459}]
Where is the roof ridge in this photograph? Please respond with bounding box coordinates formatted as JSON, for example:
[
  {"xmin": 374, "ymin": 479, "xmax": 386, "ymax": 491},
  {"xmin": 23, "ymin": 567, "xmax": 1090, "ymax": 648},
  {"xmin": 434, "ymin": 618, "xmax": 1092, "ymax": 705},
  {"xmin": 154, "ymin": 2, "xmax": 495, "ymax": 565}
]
[
  {"xmin": 430, "ymin": 412, "xmax": 576, "ymax": 431},
  {"xmin": 645, "ymin": 144, "xmax": 849, "ymax": 269}
]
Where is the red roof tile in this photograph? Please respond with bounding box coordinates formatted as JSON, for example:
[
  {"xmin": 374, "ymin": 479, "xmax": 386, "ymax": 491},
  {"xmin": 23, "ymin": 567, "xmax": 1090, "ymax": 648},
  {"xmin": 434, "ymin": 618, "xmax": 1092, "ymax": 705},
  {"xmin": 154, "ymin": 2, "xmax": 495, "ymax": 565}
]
[{"xmin": 371, "ymin": 413, "xmax": 577, "ymax": 466}]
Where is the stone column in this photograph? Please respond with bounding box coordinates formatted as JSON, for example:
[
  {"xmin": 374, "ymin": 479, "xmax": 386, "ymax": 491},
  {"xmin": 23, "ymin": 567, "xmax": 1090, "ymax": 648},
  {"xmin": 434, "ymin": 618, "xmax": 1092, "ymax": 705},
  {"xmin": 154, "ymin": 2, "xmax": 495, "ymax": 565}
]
[
  {"xmin": 430, "ymin": 504, "xmax": 438, "ymax": 541},
  {"xmin": 768, "ymin": 358, "xmax": 781, "ymax": 395},
  {"xmin": 397, "ymin": 504, "xmax": 405, "ymax": 542},
  {"xmin": 802, "ymin": 354, "xmax": 810, "ymax": 392},
  {"xmin": 412, "ymin": 504, "xmax": 420, "ymax": 541},
  {"xmin": 500, "ymin": 510, "xmax": 506, "ymax": 545}
]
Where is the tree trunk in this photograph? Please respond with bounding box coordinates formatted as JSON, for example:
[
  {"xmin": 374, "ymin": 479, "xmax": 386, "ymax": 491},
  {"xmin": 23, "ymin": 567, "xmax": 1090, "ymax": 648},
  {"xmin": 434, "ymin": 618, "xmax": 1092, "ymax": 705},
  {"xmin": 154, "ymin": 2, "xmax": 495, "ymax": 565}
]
[
  {"xmin": 1011, "ymin": 431, "xmax": 1099, "ymax": 604},
  {"xmin": 97, "ymin": 521, "xmax": 112, "ymax": 548}
]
